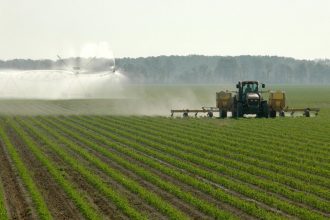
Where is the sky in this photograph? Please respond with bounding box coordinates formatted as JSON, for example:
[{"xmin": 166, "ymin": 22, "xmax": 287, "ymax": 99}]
[{"xmin": 0, "ymin": 0, "xmax": 329, "ymax": 60}]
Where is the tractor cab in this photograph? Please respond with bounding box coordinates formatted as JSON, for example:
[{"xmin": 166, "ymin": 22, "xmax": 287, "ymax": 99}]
[
  {"xmin": 243, "ymin": 81, "xmax": 258, "ymax": 94},
  {"xmin": 236, "ymin": 81, "xmax": 265, "ymax": 101}
]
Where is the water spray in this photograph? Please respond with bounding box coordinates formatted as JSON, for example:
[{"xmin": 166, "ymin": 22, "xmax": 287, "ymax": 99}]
[{"xmin": 0, "ymin": 42, "xmax": 125, "ymax": 99}]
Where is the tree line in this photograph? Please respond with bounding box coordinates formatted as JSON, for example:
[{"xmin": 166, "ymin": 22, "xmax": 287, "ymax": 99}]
[{"xmin": 1, "ymin": 55, "xmax": 330, "ymax": 84}]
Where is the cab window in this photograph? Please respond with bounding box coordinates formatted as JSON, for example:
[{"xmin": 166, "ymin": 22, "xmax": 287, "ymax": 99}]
[{"xmin": 243, "ymin": 83, "xmax": 258, "ymax": 94}]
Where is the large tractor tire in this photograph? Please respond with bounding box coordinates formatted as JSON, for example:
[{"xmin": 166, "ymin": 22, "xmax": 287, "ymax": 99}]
[
  {"xmin": 232, "ymin": 98, "xmax": 243, "ymax": 118},
  {"xmin": 232, "ymin": 106, "xmax": 237, "ymax": 118},
  {"xmin": 237, "ymin": 103, "xmax": 243, "ymax": 118},
  {"xmin": 232, "ymin": 103, "xmax": 237, "ymax": 118},
  {"xmin": 304, "ymin": 109, "xmax": 310, "ymax": 117},
  {"xmin": 232, "ymin": 102, "xmax": 243, "ymax": 118},
  {"xmin": 262, "ymin": 102, "xmax": 269, "ymax": 118},
  {"xmin": 269, "ymin": 110, "xmax": 276, "ymax": 118},
  {"xmin": 220, "ymin": 110, "xmax": 227, "ymax": 118},
  {"xmin": 258, "ymin": 102, "xmax": 269, "ymax": 118}
]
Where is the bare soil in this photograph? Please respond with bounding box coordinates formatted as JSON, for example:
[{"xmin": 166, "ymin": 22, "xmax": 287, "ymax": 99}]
[
  {"xmin": 6, "ymin": 126, "xmax": 85, "ymax": 220},
  {"xmin": 57, "ymin": 122, "xmax": 247, "ymax": 220},
  {"xmin": 18, "ymin": 123, "xmax": 125, "ymax": 220},
  {"xmin": 36, "ymin": 126, "xmax": 168, "ymax": 220},
  {"xmin": 0, "ymin": 141, "xmax": 35, "ymax": 220}
]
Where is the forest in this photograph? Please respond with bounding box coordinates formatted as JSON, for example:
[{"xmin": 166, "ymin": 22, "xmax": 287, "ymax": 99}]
[{"xmin": 1, "ymin": 55, "xmax": 330, "ymax": 84}]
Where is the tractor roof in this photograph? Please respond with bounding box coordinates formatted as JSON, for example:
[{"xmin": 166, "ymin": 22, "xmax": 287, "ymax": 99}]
[{"xmin": 238, "ymin": 80, "xmax": 259, "ymax": 84}]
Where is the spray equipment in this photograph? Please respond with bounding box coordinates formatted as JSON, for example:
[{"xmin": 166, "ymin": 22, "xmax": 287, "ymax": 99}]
[
  {"xmin": 0, "ymin": 44, "xmax": 124, "ymax": 99},
  {"xmin": 171, "ymin": 81, "xmax": 320, "ymax": 118},
  {"xmin": 56, "ymin": 41, "xmax": 117, "ymax": 75},
  {"xmin": 56, "ymin": 55, "xmax": 116, "ymax": 75}
]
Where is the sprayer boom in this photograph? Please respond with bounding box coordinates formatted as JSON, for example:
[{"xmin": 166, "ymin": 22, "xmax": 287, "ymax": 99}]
[{"xmin": 170, "ymin": 81, "xmax": 320, "ymax": 118}]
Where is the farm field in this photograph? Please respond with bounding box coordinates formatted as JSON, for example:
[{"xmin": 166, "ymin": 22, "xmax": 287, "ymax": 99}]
[
  {"xmin": 0, "ymin": 84, "xmax": 329, "ymax": 116},
  {"xmin": 0, "ymin": 85, "xmax": 329, "ymax": 219}
]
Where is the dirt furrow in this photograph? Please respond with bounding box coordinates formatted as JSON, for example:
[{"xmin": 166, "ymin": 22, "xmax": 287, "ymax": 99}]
[
  {"xmin": 22, "ymin": 118, "xmax": 165, "ymax": 219},
  {"xmin": 94, "ymin": 146, "xmax": 250, "ymax": 219},
  {"xmin": 59, "ymin": 145, "xmax": 167, "ymax": 220},
  {"xmin": 6, "ymin": 126, "xmax": 85, "ymax": 220},
  {"xmin": 39, "ymin": 117, "xmax": 215, "ymax": 219},
  {"xmin": 68, "ymin": 138, "xmax": 211, "ymax": 220},
  {"xmin": 15, "ymin": 123, "xmax": 124, "ymax": 220},
  {"xmin": 52, "ymin": 121, "xmax": 251, "ymax": 219},
  {"xmin": 91, "ymin": 117, "xmax": 330, "ymax": 217},
  {"xmin": 0, "ymin": 140, "xmax": 35, "ymax": 220},
  {"xmin": 30, "ymin": 120, "xmax": 178, "ymax": 219}
]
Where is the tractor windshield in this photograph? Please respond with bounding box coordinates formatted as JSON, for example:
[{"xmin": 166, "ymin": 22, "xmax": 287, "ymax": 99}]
[{"xmin": 243, "ymin": 82, "xmax": 258, "ymax": 94}]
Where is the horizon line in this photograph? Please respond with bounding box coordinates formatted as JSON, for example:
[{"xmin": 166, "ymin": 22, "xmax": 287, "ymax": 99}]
[{"xmin": 1, "ymin": 54, "xmax": 329, "ymax": 62}]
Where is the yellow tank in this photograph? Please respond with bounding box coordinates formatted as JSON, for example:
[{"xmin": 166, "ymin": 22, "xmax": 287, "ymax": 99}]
[
  {"xmin": 216, "ymin": 91, "xmax": 233, "ymax": 111},
  {"xmin": 269, "ymin": 90, "xmax": 286, "ymax": 111}
]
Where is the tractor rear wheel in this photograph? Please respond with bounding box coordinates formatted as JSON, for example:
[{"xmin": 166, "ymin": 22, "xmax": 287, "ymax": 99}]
[
  {"xmin": 270, "ymin": 110, "xmax": 276, "ymax": 118},
  {"xmin": 232, "ymin": 107, "xmax": 237, "ymax": 118},
  {"xmin": 304, "ymin": 109, "xmax": 310, "ymax": 117},
  {"xmin": 237, "ymin": 103, "xmax": 243, "ymax": 118}
]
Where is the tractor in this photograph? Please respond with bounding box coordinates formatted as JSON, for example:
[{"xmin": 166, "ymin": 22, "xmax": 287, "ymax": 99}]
[
  {"xmin": 231, "ymin": 81, "xmax": 269, "ymax": 118},
  {"xmin": 171, "ymin": 81, "xmax": 320, "ymax": 118}
]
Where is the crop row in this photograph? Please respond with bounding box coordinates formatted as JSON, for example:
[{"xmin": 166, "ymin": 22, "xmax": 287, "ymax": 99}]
[
  {"xmin": 5, "ymin": 118, "xmax": 102, "ymax": 220},
  {"xmin": 0, "ymin": 120, "xmax": 53, "ymax": 220},
  {"xmin": 168, "ymin": 117, "xmax": 330, "ymax": 163},
  {"xmin": 3, "ymin": 114, "xmax": 328, "ymax": 219},
  {"xmin": 188, "ymin": 117, "xmax": 330, "ymax": 157},
  {"xmin": 19, "ymin": 117, "xmax": 190, "ymax": 220},
  {"xmin": 51, "ymin": 115, "xmax": 327, "ymax": 219},
  {"xmin": 37, "ymin": 116, "xmax": 283, "ymax": 219},
  {"xmin": 0, "ymin": 174, "xmax": 8, "ymax": 220},
  {"xmin": 34, "ymin": 116, "xmax": 259, "ymax": 219},
  {"xmin": 246, "ymin": 117, "xmax": 330, "ymax": 143},
  {"xmin": 81, "ymin": 115, "xmax": 330, "ymax": 213},
  {"xmin": 111, "ymin": 116, "xmax": 330, "ymax": 192},
  {"xmin": 11, "ymin": 118, "xmax": 150, "ymax": 220},
  {"xmin": 132, "ymin": 116, "xmax": 330, "ymax": 176}
]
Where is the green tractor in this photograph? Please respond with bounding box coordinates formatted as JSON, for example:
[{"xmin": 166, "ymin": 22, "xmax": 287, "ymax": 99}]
[
  {"xmin": 171, "ymin": 80, "xmax": 320, "ymax": 118},
  {"xmin": 232, "ymin": 81, "xmax": 269, "ymax": 118}
]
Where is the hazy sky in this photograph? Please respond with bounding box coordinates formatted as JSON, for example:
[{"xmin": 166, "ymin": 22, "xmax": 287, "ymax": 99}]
[{"xmin": 1, "ymin": 0, "xmax": 329, "ymax": 60}]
